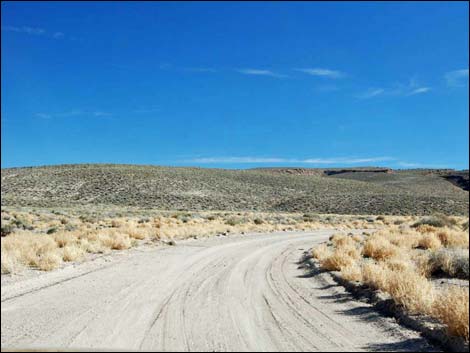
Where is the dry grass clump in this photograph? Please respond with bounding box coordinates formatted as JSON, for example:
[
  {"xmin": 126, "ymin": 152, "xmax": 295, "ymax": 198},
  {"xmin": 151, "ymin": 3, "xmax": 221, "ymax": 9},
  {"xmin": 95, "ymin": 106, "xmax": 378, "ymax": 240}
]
[
  {"xmin": 312, "ymin": 243, "xmax": 331, "ymax": 261},
  {"xmin": 340, "ymin": 262, "xmax": 363, "ymax": 282},
  {"xmin": 362, "ymin": 236, "xmax": 399, "ymax": 261},
  {"xmin": 362, "ymin": 262, "xmax": 434, "ymax": 314},
  {"xmin": 351, "ymin": 234, "xmax": 363, "ymax": 243},
  {"xmin": 386, "ymin": 230, "xmax": 421, "ymax": 249},
  {"xmin": 1, "ymin": 232, "xmax": 62, "ymax": 272},
  {"xmin": 62, "ymin": 245, "xmax": 85, "ymax": 262},
  {"xmin": 435, "ymin": 228, "xmax": 469, "ymax": 248},
  {"xmin": 432, "ymin": 287, "xmax": 469, "ymax": 340},
  {"xmin": 385, "ymin": 258, "xmax": 414, "ymax": 272},
  {"xmin": 318, "ymin": 236, "xmax": 360, "ymax": 271},
  {"xmin": 418, "ymin": 249, "xmax": 469, "ymax": 279},
  {"xmin": 385, "ymin": 269, "xmax": 434, "ymax": 315},
  {"xmin": 320, "ymin": 250, "xmax": 356, "ymax": 271},
  {"xmin": 417, "ymin": 233, "xmax": 442, "ymax": 250},
  {"xmin": 412, "ymin": 214, "xmax": 460, "ymax": 229},
  {"xmin": 415, "ymin": 224, "xmax": 438, "ymax": 234}
]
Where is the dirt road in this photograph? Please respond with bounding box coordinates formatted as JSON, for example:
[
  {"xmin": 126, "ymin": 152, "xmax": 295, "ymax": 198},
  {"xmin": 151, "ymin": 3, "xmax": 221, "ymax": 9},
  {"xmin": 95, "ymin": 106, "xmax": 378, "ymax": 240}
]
[{"xmin": 1, "ymin": 230, "xmax": 437, "ymax": 351}]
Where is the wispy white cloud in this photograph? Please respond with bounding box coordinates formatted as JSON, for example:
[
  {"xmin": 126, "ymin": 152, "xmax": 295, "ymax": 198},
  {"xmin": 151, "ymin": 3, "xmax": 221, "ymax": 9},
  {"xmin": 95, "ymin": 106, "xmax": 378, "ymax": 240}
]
[
  {"xmin": 188, "ymin": 156, "xmax": 394, "ymax": 165},
  {"xmin": 2, "ymin": 25, "xmax": 45, "ymax": 35},
  {"xmin": 183, "ymin": 67, "xmax": 217, "ymax": 73},
  {"xmin": 2, "ymin": 25, "xmax": 66, "ymax": 40},
  {"xmin": 356, "ymin": 88, "xmax": 385, "ymax": 99},
  {"xmin": 407, "ymin": 87, "xmax": 431, "ymax": 96},
  {"xmin": 445, "ymin": 69, "xmax": 469, "ymax": 87},
  {"xmin": 35, "ymin": 110, "xmax": 111, "ymax": 119},
  {"xmin": 358, "ymin": 78, "xmax": 431, "ymax": 99},
  {"xmin": 52, "ymin": 32, "xmax": 65, "ymax": 39},
  {"xmin": 295, "ymin": 68, "xmax": 344, "ymax": 79},
  {"xmin": 396, "ymin": 161, "xmax": 450, "ymax": 169},
  {"xmin": 237, "ymin": 69, "xmax": 287, "ymax": 78}
]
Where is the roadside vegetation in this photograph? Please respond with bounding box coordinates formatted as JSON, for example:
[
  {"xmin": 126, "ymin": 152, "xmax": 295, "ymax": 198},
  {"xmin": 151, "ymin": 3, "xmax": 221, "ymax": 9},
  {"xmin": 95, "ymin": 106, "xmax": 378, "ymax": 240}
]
[
  {"xmin": 1, "ymin": 207, "xmax": 380, "ymax": 274},
  {"xmin": 312, "ymin": 214, "xmax": 469, "ymax": 341}
]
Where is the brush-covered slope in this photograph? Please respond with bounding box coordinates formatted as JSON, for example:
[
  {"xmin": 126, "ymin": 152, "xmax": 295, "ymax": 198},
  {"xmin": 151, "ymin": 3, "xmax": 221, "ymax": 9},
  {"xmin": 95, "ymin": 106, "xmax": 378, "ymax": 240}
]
[{"xmin": 1, "ymin": 164, "xmax": 468, "ymax": 215}]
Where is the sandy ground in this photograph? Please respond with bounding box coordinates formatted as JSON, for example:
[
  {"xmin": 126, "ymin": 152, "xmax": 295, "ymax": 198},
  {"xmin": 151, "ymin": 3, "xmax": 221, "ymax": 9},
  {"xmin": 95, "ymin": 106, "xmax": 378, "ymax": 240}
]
[{"xmin": 1, "ymin": 230, "xmax": 438, "ymax": 352}]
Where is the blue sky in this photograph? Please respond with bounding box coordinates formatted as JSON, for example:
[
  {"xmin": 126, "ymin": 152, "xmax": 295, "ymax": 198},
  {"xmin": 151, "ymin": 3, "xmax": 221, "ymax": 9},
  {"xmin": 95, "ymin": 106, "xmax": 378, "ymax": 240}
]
[{"xmin": 1, "ymin": 1, "xmax": 469, "ymax": 169}]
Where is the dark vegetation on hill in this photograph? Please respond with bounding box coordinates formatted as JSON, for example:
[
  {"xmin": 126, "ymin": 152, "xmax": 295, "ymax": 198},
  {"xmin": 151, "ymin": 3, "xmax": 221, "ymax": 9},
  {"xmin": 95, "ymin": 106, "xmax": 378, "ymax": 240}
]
[{"xmin": 1, "ymin": 164, "xmax": 468, "ymax": 215}]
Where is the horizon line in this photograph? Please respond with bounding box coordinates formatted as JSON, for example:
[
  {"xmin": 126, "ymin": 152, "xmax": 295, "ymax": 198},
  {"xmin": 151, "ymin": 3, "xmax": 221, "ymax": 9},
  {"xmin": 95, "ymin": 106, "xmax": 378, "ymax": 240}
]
[{"xmin": 1, "ymin": 162, "xmax": 467, "ymax": 171}]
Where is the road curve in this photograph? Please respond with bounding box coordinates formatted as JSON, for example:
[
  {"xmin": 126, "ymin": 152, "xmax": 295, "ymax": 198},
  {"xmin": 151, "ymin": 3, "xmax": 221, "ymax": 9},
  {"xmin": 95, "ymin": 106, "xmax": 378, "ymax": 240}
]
[{"xmin": 1, "ymin": 230, "xmax": 437, "ymax": 352}]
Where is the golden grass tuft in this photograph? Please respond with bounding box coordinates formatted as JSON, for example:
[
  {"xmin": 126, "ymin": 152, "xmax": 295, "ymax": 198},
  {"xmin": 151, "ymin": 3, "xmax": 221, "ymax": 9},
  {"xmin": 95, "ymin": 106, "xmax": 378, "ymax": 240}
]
[
  {"xmin": 351, "ymin": 234, "xmax": 363, "ymax": 243},
  {"xmin": 362, "ymin": 236, "xmax": 399, "ymax": 261},
  {"xmin": 36, "ymin": 252, "xmax": 62, "ymax": 271},
  {"xmin": 340, "ymin": 262, "xmax": 363, "ymax": 282},
  {"xmin": 320, "ymin": 249, "xmax": 356, "ymax": 271},
  {"xmin": 62, "ymin": 245, "xmax": 85, "ymax": 262},
  {"xmin": 418, "ymin": 233, "xmax": 442, "ymax": 250},
  {"xmin": 362, "ymin": 262, "xmax": 434, "ymax": 314},
  {"xmin": 436, "ymin": 228, "xmax": 469, "ymax": 249},
  {"xmin": 432, "ymin": 287, "xmax": 469, "ymax": 340},
  {"xmin": 415, "ymin": 224, "xmax": 438, "ymax": 234},
  {"xmin": 385, "ymin": 269, "xmax": 434, "ymax": 315},
  {"xmin": 312, "ymin": 243, "xmax": 331, "ymax": 261}
]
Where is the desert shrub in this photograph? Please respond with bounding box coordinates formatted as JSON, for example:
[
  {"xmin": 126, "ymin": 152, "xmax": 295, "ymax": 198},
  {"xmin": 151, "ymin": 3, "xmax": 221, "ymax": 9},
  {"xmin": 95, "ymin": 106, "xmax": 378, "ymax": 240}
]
[
  {"xmin": 426, "ymin": 249, "xmax": 469, "ymax": 279},
  {"xmin": 12, "ymin": 217, "xmax": 33, "ymax": 231},
  {"xmin": 362, "ymin": 236, "xmax": 399, "ymax": 261},
  {"xmin": 320, "ymin": 251, "xmax": 356, "ymax": 271},
  {"xmin": 36, "ymin": 252, "xmax": 62, "ymax": 271},
  {"xmin": 351, "ymin": 234, "xmax": 363, "ymax": 243},
  {"xmin": 225, "ymin": 217, "xmax": 240, "ymax": 226},
  {"xmin": 432, "ymin": 287, "xmax": 469, "ymax": 340},
  {"xmin": 387, "ymin": 231, "xmax": 420, "ymax": 249},
  {"xmin": 362, "ymin": 262, "xmax": 389, "ymax": 290},
  {"xmin": 386, "ymin": 269, "xmax": 434, "ymax": 314},
  {"xmin": 303, "ymin": 213, "xmax": 316, "ymax": 222},
  {"xmin": 462, "ymin": 221, "xmax": 469, "ymax": 231},
  {"xmin": 362, "ymin": 263, "xmax": 434, "ymax": 314},
  {"xmin": 330, "ymin": 234, "xmax": 356, "ymax": 248},
  {"xmin": 340, "ymin": 262, "xmax": 363, "ymax": 282},
  {"xmin": 53, "ymin": 232, "xmax": 74, "ymax": 248},
  {"xmin": 62, "ymin": 245, "xmax": 84, "ymax": 262},
  {"xmin": 79, "ymin": 215, "xmax": 97, "ymax": 223},
  {"xmin": 1, "ymin": 249, "xmax": 23, "ymax": 274},
  {"xmin": 417, "ymin": 233, "xmax": 442, "ymax": 250},
  {"xmin": 253, "ymin": 218, "xmax": 264, "ymax": 225},
  {"xmin": 412, "ymin": 214, "xmax": 459, "ymax": 229},
  {"xmin": 415, "ymin": 224, "xmax": 438, "ymax": 234},
  {"xmin": 312, "ymin": 244, "xmax": 331, "ymax": 261},
  {"xmin": 436, "ymin": 228, "xmax": 469, "ymax": 249},
  {"xmin": 385, "ymin": 259, "xmax": 414, "ymax": 272},
  {"xmin": 124, "ymin": 226, "xmax": 148, "ymax": 240},
  {"xmin": 46, "ymin": 227, "xmax": 58, "ymax": 235},
  {"xmin": 106, "ymin": 233, "xmax": 131, "ymax": 250},
  {"xmin": 1, "ymin": 224, "xmax": 14, "ymax": 237}
]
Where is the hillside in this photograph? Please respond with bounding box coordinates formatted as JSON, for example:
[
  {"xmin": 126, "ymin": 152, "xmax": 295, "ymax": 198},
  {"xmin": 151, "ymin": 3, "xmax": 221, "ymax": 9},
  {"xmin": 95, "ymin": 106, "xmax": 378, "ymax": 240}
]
[{"xmin": 1, "ymin": 164, "xmax": 468, "ymax": 215}]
